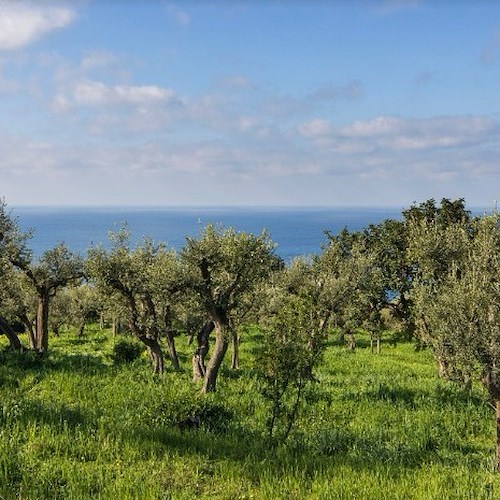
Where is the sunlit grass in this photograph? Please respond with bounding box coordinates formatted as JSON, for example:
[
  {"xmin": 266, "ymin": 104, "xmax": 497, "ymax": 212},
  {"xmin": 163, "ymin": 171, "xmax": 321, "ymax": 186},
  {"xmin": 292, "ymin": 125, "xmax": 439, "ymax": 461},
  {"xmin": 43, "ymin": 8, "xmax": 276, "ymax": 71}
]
[{"xmin": 0, "ymin": 327, "xmax": 498, "ymax": 499}]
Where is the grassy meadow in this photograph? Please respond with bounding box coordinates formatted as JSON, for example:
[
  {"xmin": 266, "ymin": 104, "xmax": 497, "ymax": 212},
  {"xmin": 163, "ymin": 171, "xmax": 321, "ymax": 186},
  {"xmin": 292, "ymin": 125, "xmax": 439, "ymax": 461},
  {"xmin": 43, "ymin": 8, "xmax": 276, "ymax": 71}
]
[{"xmin": 0, "ymin": 327, "xmax": 499, "ymax": 499}]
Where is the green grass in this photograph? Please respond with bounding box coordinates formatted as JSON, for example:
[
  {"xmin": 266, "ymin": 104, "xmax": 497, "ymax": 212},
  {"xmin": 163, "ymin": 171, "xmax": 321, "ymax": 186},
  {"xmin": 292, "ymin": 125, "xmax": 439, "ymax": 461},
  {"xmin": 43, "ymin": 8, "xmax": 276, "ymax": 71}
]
[{"xmin": 0, "ymin": 327, "xmax": 498, "ymax": 499}]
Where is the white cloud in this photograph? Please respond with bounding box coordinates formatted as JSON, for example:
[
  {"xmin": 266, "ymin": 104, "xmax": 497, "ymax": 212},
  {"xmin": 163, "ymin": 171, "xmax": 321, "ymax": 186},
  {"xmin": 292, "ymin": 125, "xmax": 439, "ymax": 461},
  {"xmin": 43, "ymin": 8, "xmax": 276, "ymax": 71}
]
[
  {"xmin": 340, "ymin": 116, "xmax": 402, "ymax": 137},
  {"xmin": 338, "ymin": 115, "xmax": 499, "ymax": 150},
  {"xmin": 79, "ymin": 51, "xmax": 118, "ymax": 71},
  {"xmin": 1, "ymin": 109, "xmax": 499, "ymax": 208},
  {"xmin": 298, "ymin": 118, "xmax": 332, "ymax": 138},
  {"xmin": 73, "ymin": 80, "xmax": 177, "ymax": 106},
  {"xmin": 0, "ymin": 1, "xmax": 76, "ymax": 51}
]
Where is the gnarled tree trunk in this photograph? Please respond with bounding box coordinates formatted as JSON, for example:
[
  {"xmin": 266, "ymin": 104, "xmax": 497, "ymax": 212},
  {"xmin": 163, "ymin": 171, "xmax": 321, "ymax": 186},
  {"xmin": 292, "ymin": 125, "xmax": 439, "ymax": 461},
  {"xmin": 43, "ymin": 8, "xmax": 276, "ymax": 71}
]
[
  {"xmin": 18, "ymin": 312, "xmax": 36, "ymax": 350},
  {"xmin": 166, "ymin": 330, "xmax": 180, "ymax": 371},
  {"xmin": 0, "ymin": 316, "xmax": 25, "ymax": 351},
  {"xmin": 139, "ymin": 335, "xmax": 164, "ymax": 374},
  {"xmin": 192, "ymin": 320, "xmax": 214, "ymax": 381},
  {"xmin": 163, "ymin": 305, "xmax": 180, "ymax": 371},
  {"xmin": 202, "ymin": 318, "xmax": 229, "ymax": 393}
]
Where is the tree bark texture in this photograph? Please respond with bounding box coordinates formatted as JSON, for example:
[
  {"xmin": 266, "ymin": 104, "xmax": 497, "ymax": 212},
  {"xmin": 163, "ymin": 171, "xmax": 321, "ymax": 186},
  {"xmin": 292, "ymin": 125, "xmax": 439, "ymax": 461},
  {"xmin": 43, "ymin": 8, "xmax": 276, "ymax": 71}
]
[
  {"xmin": 192, "ymin": 321, "xmax": 213, "ymax": 381},
  {"xmin": 202, "ymin": 319, "xmax": 229, "ymax": 393},
  {"xmin": 165, "ymin": 330, "xmax": 180, "ymax": 371},
  {"xmin": 163, "ymin": 306, "xmax": 180, "ymax": 370},
  {"xmin": 0, "ymin": 316, "xmax": 25, "ymax": 351},
  {"xmin": 496, "ymin": 399, "xmax": 500, "ymax": 472},
  {"xmin": 35, "ymin": 290, "xmax": 50, "ymax": 352},
  {"xmin": 139, "ymin": 336, "xmax": 164, "ymax": 374},
  {"xmin": 19, "ymin": 313, "xmax": 36, "ymax": 350},
  {"xmin": 347, "ymin": 331, "xmax": 356, "ymax": 351},
  {"xmin": 112, "ymin": 317, "xmax": 120, "ymax": 336},
  {"xmin": 230, "ymin": 329, "xmax": 239, "ymax": 370}
]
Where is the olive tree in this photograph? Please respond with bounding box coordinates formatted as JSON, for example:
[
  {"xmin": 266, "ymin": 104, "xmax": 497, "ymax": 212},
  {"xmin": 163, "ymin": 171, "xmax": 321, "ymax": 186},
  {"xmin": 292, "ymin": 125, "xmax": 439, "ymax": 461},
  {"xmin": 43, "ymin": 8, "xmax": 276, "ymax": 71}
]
[
  {"xmin": 181, "ymin": 224, "xmax": 280, "ymax": 393},
  {"xmin": 411, "ymin": 214, "xmax": 500, "ymax": 469},
  {"xmin": 0, "ymin": 199, "xmax": 32, "ymax": 351},
  {"xmin": 0, "ymin": 267, "xmax": 37, "ymax": 347},
  {"xmin": 315, "ymin": 232, "xmax": 385, "ymax": 350},
  {"xmin": 408, "ymin": 217, "xmax": 471, "ymax": 379},
  {"xmin": 63, "ymin": 284, "xmax": 101, "ymax": 337},
  {"xmin": 359, "ymin": 198, "xmax": 472, "ymax": 339},
  {"xmin": 12, "ymin": 244, "xmax": 84, "ymax": 352},
  {"xmin": 87, "ymin": 229, "xmax": 182, "ymax": 373}
]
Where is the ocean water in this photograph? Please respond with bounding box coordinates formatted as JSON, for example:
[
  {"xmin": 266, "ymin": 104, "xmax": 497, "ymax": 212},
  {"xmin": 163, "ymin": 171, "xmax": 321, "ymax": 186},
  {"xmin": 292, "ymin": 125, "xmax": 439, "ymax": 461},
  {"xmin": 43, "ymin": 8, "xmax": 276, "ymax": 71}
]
[{"xmin": 13, "ymin": 206, "xmax": 403, "ymax": 261}]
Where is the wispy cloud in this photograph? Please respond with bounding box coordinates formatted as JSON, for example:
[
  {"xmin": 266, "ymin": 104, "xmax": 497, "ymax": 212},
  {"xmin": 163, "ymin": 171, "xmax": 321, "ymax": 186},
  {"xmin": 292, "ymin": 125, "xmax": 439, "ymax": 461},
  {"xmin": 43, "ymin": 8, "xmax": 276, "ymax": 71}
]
[
  {"xmin": 0, "ymin": 1, "xmax": 76, "ymax": 51},
  {"xmin": 72, "ymin": 80, "xmax": 177, "ymax": 106},
  {"xmin": 166, "ymin": 4, "xmax": 191, "ymax": 27},
  {"xmin": 300, "ymin": 115, "xmax": 499, "ymax": 151},
  {"xmin": 338, "ymin": 115, "xmax": 499, "ymax": 149}
]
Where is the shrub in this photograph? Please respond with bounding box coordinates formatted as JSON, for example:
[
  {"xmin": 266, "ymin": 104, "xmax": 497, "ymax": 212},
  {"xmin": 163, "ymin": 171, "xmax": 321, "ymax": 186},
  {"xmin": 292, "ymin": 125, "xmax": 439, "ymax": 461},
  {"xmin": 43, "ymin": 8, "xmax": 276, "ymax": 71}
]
[{"xmin": 111, "ymin": 338, "xmax": 143, "ymax": 364}]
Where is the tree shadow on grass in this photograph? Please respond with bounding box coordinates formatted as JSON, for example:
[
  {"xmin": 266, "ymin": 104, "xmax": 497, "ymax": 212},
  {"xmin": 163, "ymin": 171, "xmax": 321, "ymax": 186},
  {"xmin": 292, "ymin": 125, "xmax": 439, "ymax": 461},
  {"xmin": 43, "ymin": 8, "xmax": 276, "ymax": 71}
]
[
  {"xmin": 341, "ymin": 382, "xmax": 487, "ymax": 410},
  {"xmin": 0, "ymin": 349, "xmax": 111, "ymax": 377},
  {"xmin": 1, "ymin": 397, "xmax": 88, "ymax": 430},
  {"xmin": 117, "ymin": 409, "xmax": 490, "ymax": 487}
]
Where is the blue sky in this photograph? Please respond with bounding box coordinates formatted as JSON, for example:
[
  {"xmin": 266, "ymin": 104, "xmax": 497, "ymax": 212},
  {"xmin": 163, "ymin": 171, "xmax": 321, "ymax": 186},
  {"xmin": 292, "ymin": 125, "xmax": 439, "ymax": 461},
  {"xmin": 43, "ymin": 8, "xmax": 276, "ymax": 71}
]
[{"xmin": 0, "ymin": 0, "xmax": 499, "ymax": 207}]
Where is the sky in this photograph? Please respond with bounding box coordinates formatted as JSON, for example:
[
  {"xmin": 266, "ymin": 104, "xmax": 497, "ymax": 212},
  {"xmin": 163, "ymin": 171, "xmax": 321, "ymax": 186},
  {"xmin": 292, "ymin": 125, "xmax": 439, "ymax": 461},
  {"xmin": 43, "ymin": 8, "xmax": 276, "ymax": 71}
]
[{"xmin": 0, "ymin": 0, "xmax": 499, "ymax": 208}]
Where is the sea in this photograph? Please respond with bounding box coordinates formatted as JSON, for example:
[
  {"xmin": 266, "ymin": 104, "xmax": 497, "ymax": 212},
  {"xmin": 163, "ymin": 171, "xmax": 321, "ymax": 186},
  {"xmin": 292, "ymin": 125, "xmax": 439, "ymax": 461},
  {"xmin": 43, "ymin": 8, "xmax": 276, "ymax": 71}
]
[{"xmin": 12, "ymin": 206, "xmax": 406, "ymax": 262}]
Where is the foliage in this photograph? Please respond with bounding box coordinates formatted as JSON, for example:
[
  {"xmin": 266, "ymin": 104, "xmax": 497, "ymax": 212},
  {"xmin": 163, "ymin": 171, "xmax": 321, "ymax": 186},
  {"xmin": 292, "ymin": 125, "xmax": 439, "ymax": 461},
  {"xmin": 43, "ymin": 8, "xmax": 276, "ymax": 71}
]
[
  {"xmin": 86, "ymin": 228, "xmax": 182, "ymax": 373},
  {"xmin": 181, "ymin": 224, "xmax": 281, "ymax": 392},
  {"xmin": 410, "ymin": 213, "xmax": 500, "ymax": 467},
  {"xmin": 411, "ymin": 214, "xmax": 499, "ymax": 382},
  {"xmin": 111, "ymin": 336, "xmax": 144, "ymax": 364},
  {"xmin": 0, "ymin": 329, "xmax": 499, "ymax": 498},
  {"xmin": 2, "ymin": 195, "xmax": 500, "ymax": 488},
  {"xmin": 258, "ymin": 294, "xmax": 327, "ymax": 445},
  {"xmin": 181, "ymin": 224, "xmax": 281, "ymax": 320}
]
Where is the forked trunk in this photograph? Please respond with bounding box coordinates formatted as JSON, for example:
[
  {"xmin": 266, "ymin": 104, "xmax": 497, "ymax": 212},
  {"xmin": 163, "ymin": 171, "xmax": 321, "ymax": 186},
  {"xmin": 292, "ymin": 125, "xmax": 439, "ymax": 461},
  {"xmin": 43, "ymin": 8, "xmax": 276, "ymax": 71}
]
[
  {"xmin": 128, "ymin": 299, "xmax": 164, "ymax": 374},
  {"xmin": 202, "ymin": 319, "xmax": 229, "ymax": 393},
  {"xmin": 376, "ymin": 336, "xmax": 381, "ymax": 355},
  {"xmin": 19, "ymin": 313, "xmax": 36, "ymax": 350},
  {"xmin": 192, "ymin": 321, "xmax": 213, "ymax": 381}
]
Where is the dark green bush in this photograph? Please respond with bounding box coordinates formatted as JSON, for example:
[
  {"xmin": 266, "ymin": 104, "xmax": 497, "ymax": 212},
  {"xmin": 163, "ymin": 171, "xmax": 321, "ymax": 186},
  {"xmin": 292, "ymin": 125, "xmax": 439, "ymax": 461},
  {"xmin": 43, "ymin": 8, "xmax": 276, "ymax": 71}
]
[{"xmin": 111, "ymin": 338, "xmax": 143, "ymax": 364}]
